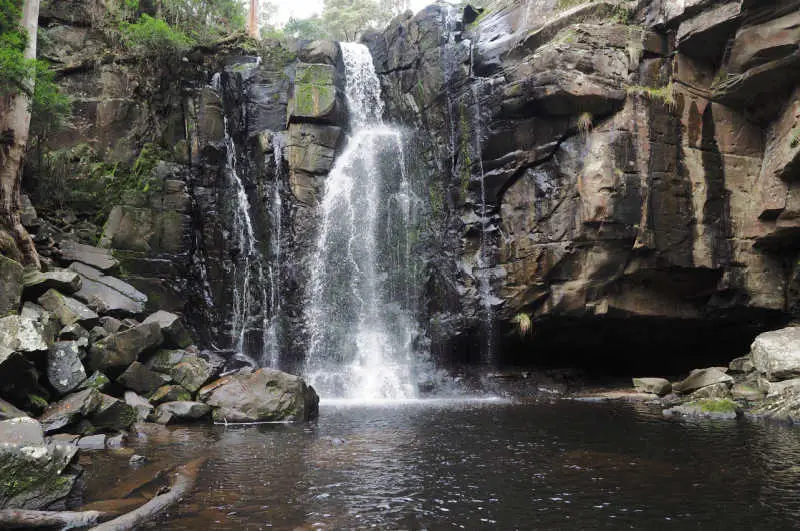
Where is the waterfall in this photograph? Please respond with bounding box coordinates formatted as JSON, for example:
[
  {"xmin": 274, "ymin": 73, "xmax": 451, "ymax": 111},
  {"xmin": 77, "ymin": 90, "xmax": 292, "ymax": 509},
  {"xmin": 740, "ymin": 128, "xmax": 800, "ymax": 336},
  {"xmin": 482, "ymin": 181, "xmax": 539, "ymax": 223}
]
[
  {"xmin": 223, "ymin": 116, "xmax": 266, "ymax": 356},
  {"xmin": 304, "ymin": 43, "xmax": 422, "ymax": 400},
  {"xmin": 264, "ymin": 133, "xmax": 285, "ymax": 369}
]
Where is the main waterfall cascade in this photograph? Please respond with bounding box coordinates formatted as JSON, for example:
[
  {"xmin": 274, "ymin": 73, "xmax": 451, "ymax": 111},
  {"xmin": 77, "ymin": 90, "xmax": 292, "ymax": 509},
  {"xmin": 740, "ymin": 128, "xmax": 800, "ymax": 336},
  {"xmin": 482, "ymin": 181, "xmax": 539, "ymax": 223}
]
[{"xmin": 303, "ymin": 43, "xmax": 427, "ymax": 400}]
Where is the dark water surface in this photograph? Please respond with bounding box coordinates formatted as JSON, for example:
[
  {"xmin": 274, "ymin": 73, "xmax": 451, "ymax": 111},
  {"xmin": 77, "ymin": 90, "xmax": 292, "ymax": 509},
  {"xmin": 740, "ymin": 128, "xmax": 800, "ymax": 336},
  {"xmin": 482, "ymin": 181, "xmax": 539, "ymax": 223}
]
[{"xmin": 83, "ymin": 399, "xmax": 800, "ymax": 530}]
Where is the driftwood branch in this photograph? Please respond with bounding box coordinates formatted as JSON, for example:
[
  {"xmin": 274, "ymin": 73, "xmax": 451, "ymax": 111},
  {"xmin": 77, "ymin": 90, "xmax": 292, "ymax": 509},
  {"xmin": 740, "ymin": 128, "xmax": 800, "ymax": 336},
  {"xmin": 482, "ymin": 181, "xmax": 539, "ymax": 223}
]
[
  {"xmin": 0, "ymin": 509, "xmax": 109, "ymax": 529},
  {"xmin": 89, "ymin": 457, "xmax": 207, "ymax": 531}
]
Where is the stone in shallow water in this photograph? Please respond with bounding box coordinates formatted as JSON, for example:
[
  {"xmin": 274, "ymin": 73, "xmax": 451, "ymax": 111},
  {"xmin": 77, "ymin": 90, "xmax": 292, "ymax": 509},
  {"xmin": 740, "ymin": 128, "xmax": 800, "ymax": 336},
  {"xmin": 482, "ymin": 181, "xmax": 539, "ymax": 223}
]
[
  {"xmin": 0, "ymin": 418, "xmax": 80, "ymax": 509},
  {"xmin": 153, "ymin": 401, "xmax": 211, "ymax": 424},
  {"xmin": 198, "ymin": 368, "xmax": 319, "ymax": 422},
  {"xmin": 663, "ymin": 399, "xmax": 740, "ymax": 420},
  {"xmin": 632, "ymin": 377, "xmax": 672, "ymax": 396},
  {"xmin": 150, "ymin": 384, "xmax": 191, "ymax": 405},
  {"xmin": 90, "ymin": 393, "xmax": 138, "ymax": 431},
  {"xmin": 672, "ymin": 368, "xmax": 733, "ymax": 394},
  {"xmin": 38, "ymin": 388, "xmax": 101, "ymax": 434}
]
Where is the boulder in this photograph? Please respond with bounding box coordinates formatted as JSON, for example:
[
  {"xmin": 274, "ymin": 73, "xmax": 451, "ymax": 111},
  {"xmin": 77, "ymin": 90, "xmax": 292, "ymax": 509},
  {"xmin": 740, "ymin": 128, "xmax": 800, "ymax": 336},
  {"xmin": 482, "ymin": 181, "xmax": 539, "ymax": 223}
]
[
  {"xmin": 90, "ymin": 393, "xmax": 138, "ymax": 431},
  {"xmin": 116, "ymin": 361, "xmax": 170, "ymax": 395},
  {"xmin": 76, "ymin": 371, "xmax": 110, "ymax": 392},
  {"xmin": 143, "ymin": 311, "xmax": 192, "ymax": 348},
  {"xmin": 688, "ymin": 382, "xmax": 731, "ymax": 400},
  {"xmin": 69, "ymin": 262, "xmax": 147, "ymax": 315},
  {"xmin": 0, "ymin": 418, "xmax": 80, "ymax": 509},
  {"xmin": 22, "ymin": 270, "xmax": 82, "ymax": 296},
  {"xmin": 147, "ymin": 350, "xmax": 212, "ymax": 393},
  {"xmin": 152, "ymin": 401, "xmax": 211, "ymax": 424},
  {"xmin": 663, "ymin": 398, "xmax": 740, "ymax": 420},
  {"xmin": 0, "ymin": 314, "xmax": 55, "ymax": 353},
  {"xmin": 149, "ymin": 385, "xmax": 191, "ymax": 405},
  {"xmin": 37, "ymin": 289, "xmax": 99, "ymax": 327},
  {"xmin": 751, "ymin": 327, "xmax": 800, "ymax": 381},
  {"xmin": 0, "ymin": 397, "xmax": 28, "ymax": 421},
  {"xmin": 124, "ymin": 391, "xmax": 153, "ymax": 422},
  {"xmin": 632, "ymin": 377, "xmax": 672, "ymax": 396},
  {"xmin": 731, "ymin": 383, "xmax": 765, "ymax": 401},
  {"xmin": 46, "ymin": 341, "xmax": 87, "ymax": 395},
  {"xmin": 750, "ymin": 387, "xmax": 800, "ymax": 423},
  {"xmin": 728, "ymin": 356, "xmax": 755, "ymax": 374},
  {"xmin": 764, "ymin": 378, "xmax": 800, "ymax": 398},
  {"xmin": 77, "ymin": 434, "xmax": 106, "ymax": 449},
  {"xmin": 198, "ymin": 369, "xmax": 319, "ymax": 422},
  {"xmin": 288, "ymin": 63, "xmax": 342, "ymax": 123},
  {"xmin": 672, "ymin": 368, "xmax": 733, "ymax": 394},
  {"xmin": 0, "ymin": 255, "xmax": 23, "ymax": 316},
  {"xmin": 87, "ymin": 322, "xmax": 162, "ymax": 374},
  {"xmin": 0, "ymin": 417, "xmax": 43, "ymax": 446},
  {"xmin": 38, "ymin": 388, "xmax": 101, "ymax": 434},
  {"xmin": 58, "ymin": 240, "xmax": 119, "ymax": 271},
  {"xmin": 0, "ymin": 346, "xmax": 40, "ymax": 407},
  {"xmin": 100, "ymin": 316, "xmax": 123, "ymax": 334},
  {"xmin": 59, "ymin": 323, "xmax": 89, "ymax": 342}
]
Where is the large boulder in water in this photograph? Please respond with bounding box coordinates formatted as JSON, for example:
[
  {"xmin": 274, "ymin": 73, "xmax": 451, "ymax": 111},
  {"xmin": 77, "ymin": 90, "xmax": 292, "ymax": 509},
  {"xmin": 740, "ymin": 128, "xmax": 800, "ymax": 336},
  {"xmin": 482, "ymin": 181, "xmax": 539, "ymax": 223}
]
[
  {"xmin": 0, "ymin": 417, "xmax": 81, "ymax": 509},
  {"xmin": 198, "ymin": 368, "xmax": 319, "ymax": 422},
  {"xmin": 751, "ymin": 327, "xmax": 800, "ymax": 382}
]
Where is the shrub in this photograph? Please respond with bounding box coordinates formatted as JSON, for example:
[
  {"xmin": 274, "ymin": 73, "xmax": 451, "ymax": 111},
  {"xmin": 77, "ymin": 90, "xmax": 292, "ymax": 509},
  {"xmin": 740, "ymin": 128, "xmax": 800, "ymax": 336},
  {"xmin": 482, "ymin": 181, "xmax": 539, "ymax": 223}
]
[{"xmin": 120, "ymin": 14, "xmax": 194, "ymax": 57}]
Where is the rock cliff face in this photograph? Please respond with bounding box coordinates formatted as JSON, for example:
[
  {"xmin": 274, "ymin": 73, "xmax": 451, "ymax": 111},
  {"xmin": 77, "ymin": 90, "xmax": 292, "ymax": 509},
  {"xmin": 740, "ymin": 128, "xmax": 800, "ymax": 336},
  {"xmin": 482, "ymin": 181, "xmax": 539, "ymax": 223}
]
[
  {"xmin": 24, "ymin": 0, "xmax": 800, "ymax": 374},
  {"xmin": 365, "ymin": 0, "xmax": 800, "ymax": 370}
]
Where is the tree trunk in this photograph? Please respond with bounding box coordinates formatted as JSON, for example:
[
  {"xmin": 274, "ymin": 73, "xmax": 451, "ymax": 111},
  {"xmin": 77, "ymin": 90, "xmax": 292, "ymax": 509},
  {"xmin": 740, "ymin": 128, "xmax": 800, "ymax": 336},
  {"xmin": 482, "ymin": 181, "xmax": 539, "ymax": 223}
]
[
  {"xmin": 0, "ymin": 0, "xmax": 40, "ymax": 268},
  {"xmin": 248, "ymin": 0, "xmax": 259, "ymax": 38}
]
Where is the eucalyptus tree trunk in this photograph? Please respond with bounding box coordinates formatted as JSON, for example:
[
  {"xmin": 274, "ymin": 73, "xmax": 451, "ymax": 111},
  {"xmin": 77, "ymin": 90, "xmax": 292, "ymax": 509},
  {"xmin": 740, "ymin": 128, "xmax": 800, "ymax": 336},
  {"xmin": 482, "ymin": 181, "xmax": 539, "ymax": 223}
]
[
  {"xmin": 0, "ymin": 0, "xmax": 40, "ymax": 268},
  {"xmin": 248, "ymin": 0, "xmax": 259, "ymax": 38}
]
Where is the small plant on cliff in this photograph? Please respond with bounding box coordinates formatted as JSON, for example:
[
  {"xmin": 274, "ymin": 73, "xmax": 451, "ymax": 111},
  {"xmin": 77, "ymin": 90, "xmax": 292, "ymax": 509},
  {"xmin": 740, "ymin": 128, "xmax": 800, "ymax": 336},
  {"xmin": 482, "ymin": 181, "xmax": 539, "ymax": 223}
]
[
  {"xmin": 120, "ymin": 14, "xmax": 195, "ymax": 57},
  {"xmin": 577, "ymin": 112, "xmax": 593, "ymax": 136},
  {"xmin": 626, "ymin": 81, "xmax": 676, "ymax": 111},
  {"xmin": 791, "ymin": 128, "xmax": 800, "ymax": 149},
  {"xmin": 513, "ymin": 312, "xmax": 532, "ymax": 336}
]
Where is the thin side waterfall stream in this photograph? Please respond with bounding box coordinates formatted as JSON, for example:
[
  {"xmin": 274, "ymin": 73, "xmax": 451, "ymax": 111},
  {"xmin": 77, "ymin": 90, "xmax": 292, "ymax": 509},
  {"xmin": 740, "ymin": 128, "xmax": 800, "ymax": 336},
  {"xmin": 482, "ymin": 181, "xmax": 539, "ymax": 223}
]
[{"xmin": 304, "ymin": 43, "xmax": 422, "ymax": 400}]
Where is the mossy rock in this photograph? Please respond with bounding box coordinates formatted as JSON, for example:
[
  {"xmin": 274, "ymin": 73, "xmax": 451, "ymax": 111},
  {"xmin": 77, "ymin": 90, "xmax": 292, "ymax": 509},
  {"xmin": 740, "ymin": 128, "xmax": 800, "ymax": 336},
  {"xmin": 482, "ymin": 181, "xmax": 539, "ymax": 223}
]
[{"xmin": 288, "ymin": 63, "xmax": 340, "ymax": 122}]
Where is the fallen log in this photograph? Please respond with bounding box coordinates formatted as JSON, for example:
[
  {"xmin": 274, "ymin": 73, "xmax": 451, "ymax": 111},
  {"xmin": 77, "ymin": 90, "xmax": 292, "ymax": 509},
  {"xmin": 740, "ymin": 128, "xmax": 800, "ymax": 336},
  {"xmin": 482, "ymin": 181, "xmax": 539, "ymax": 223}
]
[
  {"xmin": 89, "ymin": 457, "xmax": 207, "ymax": 531},
  {"xmin": 0, "ymin": 509, "xmax": 109, "ymax": 529}
]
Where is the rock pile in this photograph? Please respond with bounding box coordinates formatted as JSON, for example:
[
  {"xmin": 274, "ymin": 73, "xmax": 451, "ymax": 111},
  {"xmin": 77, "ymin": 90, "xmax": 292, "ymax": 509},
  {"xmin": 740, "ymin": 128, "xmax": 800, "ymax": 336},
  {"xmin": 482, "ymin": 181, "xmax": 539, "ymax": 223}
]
[{"xmin": 634, "ymin": 326, "xmax": 800, "ymax": 422}]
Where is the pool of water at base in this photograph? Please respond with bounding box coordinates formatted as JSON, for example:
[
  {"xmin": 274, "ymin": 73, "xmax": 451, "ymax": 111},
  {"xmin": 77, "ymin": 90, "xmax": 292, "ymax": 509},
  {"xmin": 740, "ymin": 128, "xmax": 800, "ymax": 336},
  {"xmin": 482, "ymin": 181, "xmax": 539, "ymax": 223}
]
[{"xmin": 82, "ymin": 398, "xmax": 800, "ymax": 530}]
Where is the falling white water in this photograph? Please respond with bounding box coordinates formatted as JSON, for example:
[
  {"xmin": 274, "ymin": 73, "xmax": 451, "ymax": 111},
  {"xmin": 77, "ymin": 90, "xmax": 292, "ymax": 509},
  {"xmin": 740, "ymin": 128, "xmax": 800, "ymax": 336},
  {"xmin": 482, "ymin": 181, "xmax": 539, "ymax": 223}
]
[
  {"xmin": 304, "ymin": 43, "xmax": 422, "ymax": 400},
  {"xmin": 471, "ymin": 82, "xmax": 499, "ymax": 366},
  {"xmin": 264, "ymin": 133, "xmax": 285, "ymax": 369},
  {"xmin": 222, "ymin": 115, "xmax": 266, "ymax": 357}
]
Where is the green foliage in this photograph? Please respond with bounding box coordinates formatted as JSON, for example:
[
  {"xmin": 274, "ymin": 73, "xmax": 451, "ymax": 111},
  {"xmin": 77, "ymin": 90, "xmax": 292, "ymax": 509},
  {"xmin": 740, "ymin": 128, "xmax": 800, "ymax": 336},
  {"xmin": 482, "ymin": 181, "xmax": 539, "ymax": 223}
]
[
  {"xmin": 626, "ymin": 82, "xmax": 676, "ymax": 110},
  {"xmin": 160, "ymin": 0, "xmax": 246, "ymax": 43},
  {"xmin": 282, "ymin": 16, "xmax": 330, "ymax": 40},
  {"xmin": 577, "ymin": 112, "xmax": 593, "ymax": 135},
  {"xmin": 791, "ymin": 129, "xmax": 800, "ymax": 149},
  {"xmin": 556, "ymin": 0, "xmax": 589, "ymax": 11},
  {"xmin": 512, "ymin": 312, "xmax": 532, "ymax": 336},
  {"xmin": 693, "ymin": 398, "xmax": 738, "ymax": 414},
  {"xmin": 32, "ymin": 143, "xmax": 165, "ymax": 223},
  {"xmin": 120, "ymin": 14, "xmax": 194, "ymax": 57},
  {"xmin": 30, "ymin": 61, "xmax": 71, "ymax": 140},
  {"xmin": 0, "ymin": 0, "xmax": 71, "ymax": 140},
  {"xmin": 322, "ymin": 0, "xmax": 388, "ymax": 41}
]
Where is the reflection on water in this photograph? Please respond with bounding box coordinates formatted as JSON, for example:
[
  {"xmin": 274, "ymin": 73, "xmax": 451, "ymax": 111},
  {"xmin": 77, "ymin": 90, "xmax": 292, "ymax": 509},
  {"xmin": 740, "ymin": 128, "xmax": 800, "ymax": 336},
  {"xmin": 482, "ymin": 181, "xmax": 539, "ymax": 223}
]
[{"xmin": 82, "ymin": 400, "xmax": 800, "ymax": 530}]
